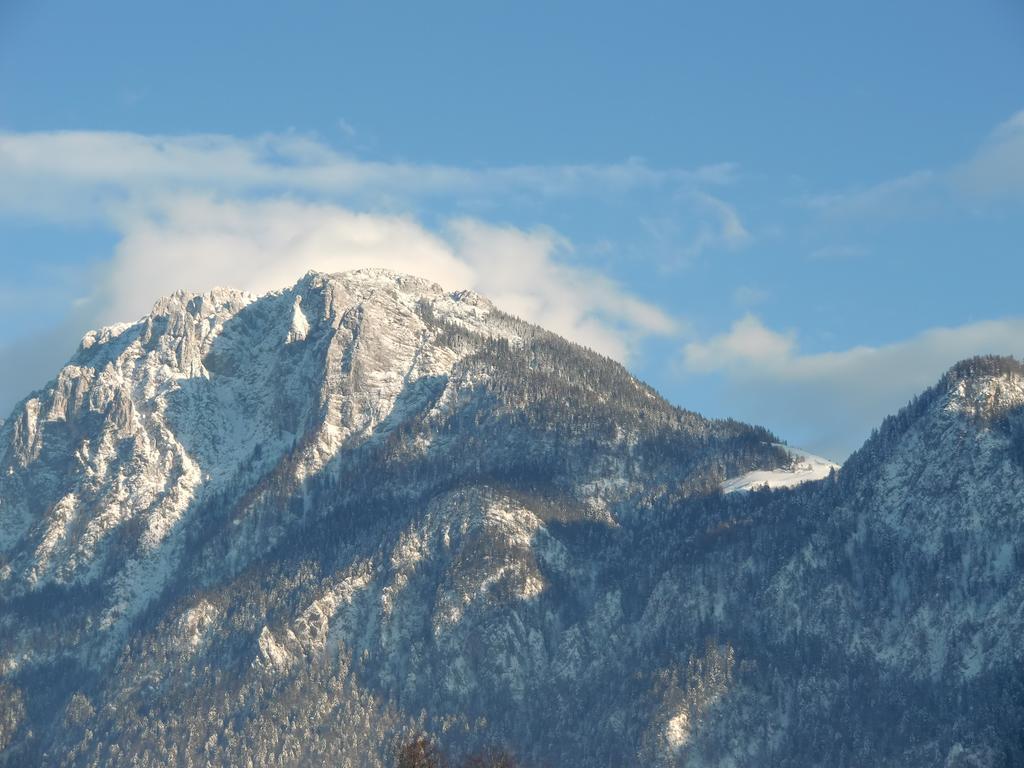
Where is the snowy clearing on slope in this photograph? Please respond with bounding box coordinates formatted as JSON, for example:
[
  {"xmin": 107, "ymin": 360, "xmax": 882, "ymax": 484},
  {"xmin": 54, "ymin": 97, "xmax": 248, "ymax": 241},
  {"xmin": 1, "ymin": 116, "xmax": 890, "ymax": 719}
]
[{"xmin": 721, "ymin": 445, "xmax": 839, "ymax": 494}]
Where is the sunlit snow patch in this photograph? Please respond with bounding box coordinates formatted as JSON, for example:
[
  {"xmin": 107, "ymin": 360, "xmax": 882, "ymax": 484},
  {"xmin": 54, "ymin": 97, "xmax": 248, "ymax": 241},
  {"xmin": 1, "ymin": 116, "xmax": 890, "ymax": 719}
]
[
  {"xmin": 721, "ymin": 445, "xmax": 839, "ymax": 494},
  {"xmin": 286, "ymin": 295, "xmax": 310, "ymax": 343}
]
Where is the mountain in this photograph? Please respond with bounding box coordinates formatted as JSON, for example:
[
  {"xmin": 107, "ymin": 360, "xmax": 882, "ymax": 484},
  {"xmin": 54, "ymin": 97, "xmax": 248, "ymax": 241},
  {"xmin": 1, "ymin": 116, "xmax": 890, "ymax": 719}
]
[{"xmin": 0, "ymin": 269, "xmax": 1021, "ymax": 767}]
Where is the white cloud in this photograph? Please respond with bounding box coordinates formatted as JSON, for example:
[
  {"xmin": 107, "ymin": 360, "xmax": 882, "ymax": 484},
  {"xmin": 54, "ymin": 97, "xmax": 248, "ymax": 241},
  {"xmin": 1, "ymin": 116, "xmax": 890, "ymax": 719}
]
[
  {"xmin": 804, "ymin": 170, "xmax": 938, "ymax": 218},
  {"xmin": 683, "ymin": 314, "xmax": 795, "ymax": 373},
  {"xmin": 700, "ymin": 192, "xmax": 750, "ymax": 246},
  {"xmin": 804, "ymin": 107, "xmax": 1024, "ymax": 219},
  {"xmin": 0, "ymin": 195, "xmax": 680, "ymax": 416},
  {"xmin": 955, "ymin": 109, "xmax": 1024, "ymax": 201},
  {"xmin": 682, "ymin": 314, "xmax": 1024, "ymax": 459},
  {"xmin": 678, "ymin": 191, "xmax": 751, "ymax": 258},
  {"xmin": 639, "ymin": 190, "xmax": 752, "ymax": 266},
  {"xmin": 97, "ymin": 197, "xmax": 470, "ymax": 325},
  {"xmin": 84, "ymin": 197, "xmax": 677, "ymax": 365},
  {"xmin": 448, "ymin": 219, "xmax": 677, "ymax": 359},
  {"xmin": 0, "ymin": 129, "xmax": 733, "ymax": 222},
  {"xmin": 0, "ymin": 128, "xmax": 730, "ymax": 414}
]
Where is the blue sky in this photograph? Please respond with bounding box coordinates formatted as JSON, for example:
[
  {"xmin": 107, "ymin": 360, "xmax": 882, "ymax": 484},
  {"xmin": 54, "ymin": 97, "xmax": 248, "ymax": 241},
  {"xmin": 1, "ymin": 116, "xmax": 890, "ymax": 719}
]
[{"xmin": 1, "ymin": 0, "xmax": 1022, "ymax": 458}]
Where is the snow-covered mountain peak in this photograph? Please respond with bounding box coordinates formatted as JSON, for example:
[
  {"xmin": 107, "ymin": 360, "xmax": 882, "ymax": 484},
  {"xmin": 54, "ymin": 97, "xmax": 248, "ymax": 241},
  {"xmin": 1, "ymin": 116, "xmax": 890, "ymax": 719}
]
[
  {"xmin": 63, "ymin": 269, "xmax": 503, "ymax": 390},
  {"xmin": 0, "ymin": 268, "xmax": 522, "ymax": 642},
  {"xmin": 294, "ymin": 267, "xmax": 493, "ymax": 312},
  {"xmin": 939, "ymin": 355, "xmax": 1024, "ymax": 420},
  {"xmin": 70, "ymin": 269, "xmax": 492, "ymax": 371}
]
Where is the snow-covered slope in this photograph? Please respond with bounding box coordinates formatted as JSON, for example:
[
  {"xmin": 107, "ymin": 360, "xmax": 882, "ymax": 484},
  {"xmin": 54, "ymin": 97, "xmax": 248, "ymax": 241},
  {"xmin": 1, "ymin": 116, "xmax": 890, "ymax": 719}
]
[{"xmin": 720, "ymin": 444, "xmax": 839, "ymax": 493}]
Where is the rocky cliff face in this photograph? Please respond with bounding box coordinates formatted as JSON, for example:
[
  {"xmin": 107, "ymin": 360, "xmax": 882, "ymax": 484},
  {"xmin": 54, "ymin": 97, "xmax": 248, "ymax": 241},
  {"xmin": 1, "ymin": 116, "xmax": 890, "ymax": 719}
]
[{"xmin": 0, "ymin": 270, "xmax": 1021, "ymax": 767}]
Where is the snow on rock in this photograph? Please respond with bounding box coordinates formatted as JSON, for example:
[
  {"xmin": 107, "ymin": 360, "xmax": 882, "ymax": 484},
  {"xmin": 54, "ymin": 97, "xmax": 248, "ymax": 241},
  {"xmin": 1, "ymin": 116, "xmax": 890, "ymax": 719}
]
[
  {"xmin": 286, "ymin": 295, "xmax": 310, "ymax": 343},
  {"xmin": 664, "ymin": 710, "xmax": 691, "ymax": 750},
  {"xmin": 256, "ymin": 626, "xmax": 295, "ymax": 672},
  {"xmin": 721, "ymin": 444, "xmax": 839, "ymax": 494},
  {"xmin": 175, "ymin": 599, "xmax": 220, "ymax": 653}
]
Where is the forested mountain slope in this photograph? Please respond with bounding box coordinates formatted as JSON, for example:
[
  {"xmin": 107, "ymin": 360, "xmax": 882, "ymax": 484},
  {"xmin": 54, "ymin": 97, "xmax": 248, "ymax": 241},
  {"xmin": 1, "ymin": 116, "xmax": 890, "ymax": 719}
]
[{"xmin": 0, "ymin": 270, "xmax": 1020, "ymax": 766}]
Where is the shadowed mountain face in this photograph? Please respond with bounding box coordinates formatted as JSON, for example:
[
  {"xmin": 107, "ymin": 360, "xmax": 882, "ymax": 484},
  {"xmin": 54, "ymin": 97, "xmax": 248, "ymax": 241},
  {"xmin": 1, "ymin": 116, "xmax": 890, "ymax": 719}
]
[{"xmin": 0, "ymin": 270, "xmax": 1021, "ymax": 767}]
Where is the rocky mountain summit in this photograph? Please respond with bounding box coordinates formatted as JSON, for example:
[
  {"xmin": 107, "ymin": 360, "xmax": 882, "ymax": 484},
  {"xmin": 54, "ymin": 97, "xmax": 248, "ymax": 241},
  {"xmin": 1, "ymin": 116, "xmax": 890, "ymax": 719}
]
[{"xmin": 0, "ymin": 269, "xmax": 1021, "ymax": 767}]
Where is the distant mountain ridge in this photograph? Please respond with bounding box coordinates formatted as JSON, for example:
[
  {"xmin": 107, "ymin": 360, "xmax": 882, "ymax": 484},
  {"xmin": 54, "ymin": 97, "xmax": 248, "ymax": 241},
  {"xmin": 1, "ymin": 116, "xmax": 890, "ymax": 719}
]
[{"xmin": 0, "ymin": 270, "xmax": 1021, "ymax": 767}]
